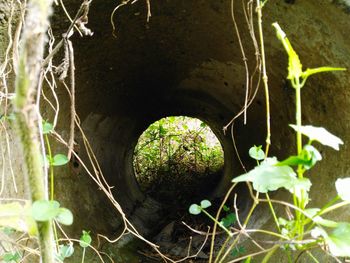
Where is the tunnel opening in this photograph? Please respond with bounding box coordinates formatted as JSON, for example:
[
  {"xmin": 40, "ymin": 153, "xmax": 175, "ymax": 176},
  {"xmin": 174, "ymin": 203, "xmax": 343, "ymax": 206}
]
[{"xmin": 133, "ymin": 116, "xmax": 225, "ymax": 210}]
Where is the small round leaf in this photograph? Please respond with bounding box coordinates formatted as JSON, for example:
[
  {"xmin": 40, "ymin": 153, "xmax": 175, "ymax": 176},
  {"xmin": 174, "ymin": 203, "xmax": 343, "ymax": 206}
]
[
  {"xmin": 248, "ymin": 145, "xmax": 265, "ymax": 161},
  {"xmin": 200, "ymin": 200, "xmax": 212, "ymax": 209},
  {"xmin": 79, "ymin": 230, "xmax": 92, "ymax": 248},
  {"xmin": 189, "ymin": 204, "xmax": 201, "ymax": 215},
  {"xmin": 52, "ymin": 154, "xmax": 69, "ymax": 166},
  {"xmin": 56, "ymin": 208, "xmax": 73, "ymax": 225}
]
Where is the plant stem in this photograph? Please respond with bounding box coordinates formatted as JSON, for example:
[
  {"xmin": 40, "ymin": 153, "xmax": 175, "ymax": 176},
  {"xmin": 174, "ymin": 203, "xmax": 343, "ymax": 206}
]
[
  {"xmin": 201, "ymin": 209, "xmax": 233, "ymax": 237},
  {"xmin": 256, "ymin": 0, "xmax": 271, "ymax": 155},
  {"xmin": 266, "ymin": 193, "xmax": 280, "ymax": 232},
  {"xmin": 14, "ymin": 0, "xmax": 55, "ymax": 262},
  {"xmin": 261, "ymin": 244, "xmax": 279, "ymax": 263},
  {"xmin": 81, "ymin": 247, "xmax": 86, "ymax": 263}
]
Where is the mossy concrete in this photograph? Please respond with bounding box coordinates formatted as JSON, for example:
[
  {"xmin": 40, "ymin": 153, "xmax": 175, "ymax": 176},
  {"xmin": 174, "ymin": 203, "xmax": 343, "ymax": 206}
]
[{"xmin": 1, "ymin": 0, "xmax": 350, "ymax": 262}]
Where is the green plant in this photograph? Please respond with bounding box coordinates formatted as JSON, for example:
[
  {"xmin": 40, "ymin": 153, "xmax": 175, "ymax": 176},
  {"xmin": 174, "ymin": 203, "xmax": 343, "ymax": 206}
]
[{"xmin": 189, "ymin": 22, "xmax": 348, "ymax": 262}]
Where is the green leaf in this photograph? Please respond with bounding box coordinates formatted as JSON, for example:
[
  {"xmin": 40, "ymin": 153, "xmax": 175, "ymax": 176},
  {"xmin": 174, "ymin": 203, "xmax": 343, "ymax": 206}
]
[
  {"xmin": 3, "ymin": 252, "xmax": 21, "ymax": 262},
  {"xmin": 200, "ymin": 200, "xmax": 211, "ymax": 209},
  {"xmin": 328, "ymin": 223, "xmax": 350, "ymax": 257},
  {"xmin": 32, "ymin": 200, "xmax": 60, "ymax": 221},
  {"xmin": 223, "ymin": 205, "xmax": 230, "ymax": 212},
  {"xmin": 289, "ymin": 125, "xmax": 343, "ymax": 150},
  {"xmin": 189, "ymin": 204, "xmax": 202, "ymax": 215},
  {"xmin": 43, "ymin": 121, "xmax": 53, "ymax": 134},
  {"xmin": 56, "ymin": 244, "xmax": 74, "ymax": 262},
  {"xmin": 220, "ymin": 213, "xmax": 237, "ymax": 228},
  {"xmin": 52, "ymin": 154, "xmax": 69, "ymax": 166},
  {"xmin": 232, "ymin": 157, "xmax": 297, "ymax": 193},
  {"xmin": 56, "ymin": 208, "xmax": 73, "ymax": 225},
  {"xmin": 0, "ymin": 202, "xmax": 37, "ymax": 236},
  {"xmin": 248, "ymin": 145, "xmax": 265, "ymax": 161},
  {"xmin": 243, "ymin": 256, "xmax": 251, "ymax": 263},
  {"xmin": 278, "ymin": 145, "xmax": 321, "ymax": 170},
  {"xmin": 305, "ymin": 209, "xmax": 338, "ymax": 228},
  {"xmin": 290, "ymin": 178, "xmax": 312, "ymax": 203},
  {"xmin": 79, "ymin": 230, "xmax": 92, "ymax": 248},
  {"xmin": 302, "ymin": 67, "xmax": 346, "ymax": 80},
  {"xmin": 277, "ymin": 156, "xmax": 309, "ymax": 167},
  {"xmin": 335, "ymin": 177, "xmax": 350, "ymax": 201}
]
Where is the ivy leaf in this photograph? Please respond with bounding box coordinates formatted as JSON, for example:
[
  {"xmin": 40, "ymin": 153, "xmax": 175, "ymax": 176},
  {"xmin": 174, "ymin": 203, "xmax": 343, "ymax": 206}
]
[
  {"xmin": 289, "ymin": 125, "xmax": 343, "ymax": 150},
  {"xmin": 79, "ymin": 230, "xmax": 92, "ymax": 248},
  {"xmin": 32, "ymin": 200, "xmax": 60, "ymax": 221},
  {"xmin": 56, "ymin": 208, "xmax": 73, "ymax": 225},
  {"xmin": 200, "ymin": 200, "xmax": 211, "ymax": 209},
  {"xmin": 248, "ymin": 145, "xmax": 265, "ymax": 161},
  {"xmin": 52, "ymin": 154, "xmax": 69, "ymax": 166},
  {"xmin": 42, "ymin": 121, "xmax": 53, "ymax": 134},
  {"xmin": 189, "ymin": 204, "xmax": 201, "ymax": 215},
  {"xmin": 232, "ymin": 157, "xmax": 297, "ymax": 193},
  {"xmin": 335, "ymin": 178, "xmax": 350, "ymax": 201}
]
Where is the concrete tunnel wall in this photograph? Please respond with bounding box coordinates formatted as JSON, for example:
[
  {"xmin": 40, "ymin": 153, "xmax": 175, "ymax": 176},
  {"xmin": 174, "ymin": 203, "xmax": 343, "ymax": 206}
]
[
  {"xmin": 2, "ymin": 0, "xmax": 350, "ymax": 258},
  {"xmin": 52, "ymin": 0, "xmax": 350, "ymax": 240}
]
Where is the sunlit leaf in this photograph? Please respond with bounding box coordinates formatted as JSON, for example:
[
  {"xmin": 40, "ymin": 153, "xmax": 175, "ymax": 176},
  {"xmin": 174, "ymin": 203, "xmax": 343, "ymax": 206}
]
[
  {"xmin": 232, "ymin": 157, "xmax": 297, "ymax": 193},
  {"xmin": 289, "ymin": 125, "xmax": 343, "ymax": 150},
  {"xmin": 79, "ymin": 230, "xmax": 92, "ymax": 248},
  {"xmin": 290, "ymin": 178, "xmax": 312, "ymax": 203},
  {"xmin": 200, "ymin": 200, "xmax": 211, "ymax": 209},
  {"xmin": 0, "ymin": 202, "xmax": 37, "ymax": 236},
  {"xmin": 32, "ymin": 200, "xmax": 60, "ymax": 222},
  {"xmin": 305, "ymin": 209, "xmax": 338, "ymax": 228},
  {"xmin": 189, "ymin": 204, "xmax": 201, "ymax": 215},
  {"xmin": 335, "ymin": 177, "xmax": 350, "ymax": 201},
  {"xmin": 52, "ymin": 154, "xmax": 69, "ymax": 166},
  {"xmin": 248, "ymin": 145, "xmax": 265, "ymax": 161},
  {"xmin": 56, "ymin": 208, "xmax": 73, "ymax": 225}
]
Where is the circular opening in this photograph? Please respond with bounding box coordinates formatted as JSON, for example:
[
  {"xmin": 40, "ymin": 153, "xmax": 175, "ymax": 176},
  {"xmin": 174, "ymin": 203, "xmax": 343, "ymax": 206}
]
[{"xmin": 133, "ymin": 116, "xmax": 224, "ymax": 207}]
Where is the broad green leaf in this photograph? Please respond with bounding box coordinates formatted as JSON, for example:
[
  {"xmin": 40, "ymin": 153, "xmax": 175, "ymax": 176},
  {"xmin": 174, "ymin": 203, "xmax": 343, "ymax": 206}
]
[
  {"xmin": 327, "ymin": 223, "xmax": 350, "ymax": 257},
  {"xmin": 335, "ymin": 177, "xmax": 350, "ymax": 201},
  {"xmin": 52, "ymin": 154, "xmax": 69, "ymax": 166},
  {"xmin": 289, "ymin": 125, "xmax": 343, "ymax": 150},
  {"xmin": 302, "ymin": 67, "xmax": 346, "ymax": 80},
  {"xmin": 311, "ymin": 224, "xmax": 350, "ymax": 257},
  {"xmin": 56, "ymin": 208, "xmax": 73, "ymax": 225},
  {"xmin": 200, "ymin": 200, "xmax": 211, "ymax": 209},
  {"xmin": 220, "ymin": 213, "xmax": 236, "ymax": 228},
  {"xmin": 79, "ymin": 230, "xmax": 92, "ymax": 248},
  {"xmin": 277, "ymin": 156, "xmax": 309, "ymax": 167},
  {"xmin": 42, "ymin": 121, "xmax": 53, "ymax": 134},
  {"xmin": 32, "ymin": 200, "xmax": 60, "ymax": 221},
  {"xmin": 0, "ymin": 202, "xmax": 37, "ymax": 236},
  {"xmin": 248, "ymin": 145, "xmax": 265, "ymax": 161},
  {"xmin": 189, "ymin": 204, "xmax": 201, "ymax": 215},
  {"xmin": 232, "ymin": 157, "xmax": 297, "ymax": 193},
  {"xmin": 56, "ymin": 244, "xmax": 74, "ymax": 262}
]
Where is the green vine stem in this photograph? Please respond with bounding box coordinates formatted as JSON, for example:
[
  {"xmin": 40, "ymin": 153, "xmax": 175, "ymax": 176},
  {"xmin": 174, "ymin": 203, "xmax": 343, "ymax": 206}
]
[{"xmin": 14, "ymin": 0, "xmax": 55, "ymax": 262}]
